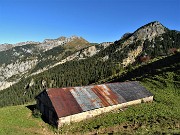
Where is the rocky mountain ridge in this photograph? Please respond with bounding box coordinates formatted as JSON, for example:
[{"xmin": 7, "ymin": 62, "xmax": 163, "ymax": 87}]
[
  {"xmin": 0, "ymin": 35, "xmax": 92, "ymax": 90},
  {"xmin": 0, "ymin": 59, "xmax": 38, "ymax": 90},
  {"xmin": 0, "ymin": 35, "xmax": 86, "ymax": 52},
  {"xmin": 0, "ymin": 21, "xmax": 179, "ymax": 91}
]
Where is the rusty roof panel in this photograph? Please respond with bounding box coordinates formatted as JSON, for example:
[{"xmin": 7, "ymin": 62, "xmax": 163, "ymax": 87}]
[
  {"xmin": 70, "ymin": 86, "xmax": 102, "ymax": 111},
  {"xmin": 44, "ymin": 81, "xmax": 153, "ymax": 118},
  {"xmin": 47, "ymin": 88, "xmax": 83, "ymax": 118},
  {"xmin": 83, "ymin": 86, "xmax": 102, "ymax": 108},
  {"xmin": 105, "ymin": 84, "xmax": 127, "ymax": 103},
  {"xmin": 92, "ymin": 85, "xmax": 119, "ymax": 107},
  {"xmin": 71, "ymin": 87, "xmax": 92, "ymax": 111},
  {"xmin": 70, "ymin": 84, "xmax": 120, "ymax": 111}
]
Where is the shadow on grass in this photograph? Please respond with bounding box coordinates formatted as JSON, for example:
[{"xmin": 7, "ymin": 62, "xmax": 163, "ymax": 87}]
[
  {"xmin": 113, "ymin": 52, "xmax": 180, "ymax": 83},
  {"xmin": 26, "ymin": 104, "xmax": 49, "ymax": 124},
  {"xmin": 26, "ymin": 104, "xmax": 36, "ymax": 111}
]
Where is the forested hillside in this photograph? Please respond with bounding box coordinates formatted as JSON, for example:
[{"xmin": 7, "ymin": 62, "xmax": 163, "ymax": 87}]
[
  {"xmin": 0, "ymin": 21, "xmax": 179, "ymax": 107},
  {"xmin": 0, "ymin": 36, "xmax": 92, "ymax": 90},
  {"xmin": 0, "ymin": 44, "xmax": 40, "ymax": 66}
]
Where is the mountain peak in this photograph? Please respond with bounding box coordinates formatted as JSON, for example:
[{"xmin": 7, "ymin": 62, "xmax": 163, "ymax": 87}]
[
  {"xmin": 149, "ymin": 21, "xmax": 161, "ymax": 25},
  {"xmin": 144, "ymin": 21, "xmax": 165, "ymax": 29},
  {"xmin": 132, "ymin": 21, "xmax": 166, "ymax": 41}
]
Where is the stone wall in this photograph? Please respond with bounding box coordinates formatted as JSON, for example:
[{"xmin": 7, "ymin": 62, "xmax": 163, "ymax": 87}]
[{"xmin": 58, "ymin": 96, "xmax": 153, "ymax": 128}]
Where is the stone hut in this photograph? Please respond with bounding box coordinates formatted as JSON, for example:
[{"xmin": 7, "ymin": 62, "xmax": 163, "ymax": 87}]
[{"xmin": 35, "ymin": 81, "xmax": 153, "ymax": 128}]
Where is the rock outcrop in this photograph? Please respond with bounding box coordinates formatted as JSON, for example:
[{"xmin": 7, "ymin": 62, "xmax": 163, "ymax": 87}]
[
  {"xmin": 122, "ymin": 21, "xmax": 165, "ymax": 48},
  {"xmin": 0, "ymin": 59, "xmax": 37, "ymax": 90},
  {"xmin": 119, "ymin": 21, "xmax": 166, "ymax": 66}
]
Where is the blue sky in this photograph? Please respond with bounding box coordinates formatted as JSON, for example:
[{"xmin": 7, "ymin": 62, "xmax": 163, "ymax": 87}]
[{"xmin": 0, "ymin": 0, "xmax": 179, "ymax": 44}]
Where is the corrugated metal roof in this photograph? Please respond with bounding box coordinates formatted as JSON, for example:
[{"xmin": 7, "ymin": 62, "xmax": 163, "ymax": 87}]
[
  {"xmin": 47, "ymin": 88, "xmax": 83, "ymax": 118},
  {"xmin": 46, "ymin": 81, "xmax": 153, "ymax": 118}
]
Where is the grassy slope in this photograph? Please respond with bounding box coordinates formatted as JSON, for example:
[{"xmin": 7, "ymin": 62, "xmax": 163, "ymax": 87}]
[
  {"xmin": 58, "ymin": 78, "xmax": 180, "ymax": 135},
  {"xmin": 57, "ymin": 54, "xmax": 180, "ymax": 135},
  {"xmin": 1, "ymin": 71, "xmax": 179, "ymax": 135},
  {"xmin": 0, "ymin": 54, "xmax": 179, "ymax": 135},
  {"xmin": 0, "ymin": 104, "xmax": 54, "ymax": 135}
]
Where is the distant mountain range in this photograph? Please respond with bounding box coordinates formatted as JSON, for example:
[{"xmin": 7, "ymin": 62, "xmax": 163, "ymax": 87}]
[
  {"xmin": 0, "ymin": 35, "xmax": 89, "ymax": 52},
  {"xmin": 0, "ymin": 35, "xmax": 112, "ymax": 90},
  {"xmin": 0, "ymin": 21, "xmax": 179, "ymax": 107}
]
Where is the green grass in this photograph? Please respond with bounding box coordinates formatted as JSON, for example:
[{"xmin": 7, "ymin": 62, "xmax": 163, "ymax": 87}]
[
  {"xmin": 57, "ymin": 71, "xmax": 180, "ymax": 134},
  {"xmin": 0, "ymin": 104, "xmax": 53, "ymax": 135},
  {"xmin": 1, "ymin": 78, "xmax": 179, "ymax": 135},
  {"xmin": 0, "ymin": 54, "xmax": 179, "ymax": 134}
]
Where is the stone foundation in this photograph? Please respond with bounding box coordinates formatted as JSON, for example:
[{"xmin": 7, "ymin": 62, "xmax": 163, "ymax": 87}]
[{"xmin": 58, "ymin": 96, "xmax": 153, "ymax": 128}]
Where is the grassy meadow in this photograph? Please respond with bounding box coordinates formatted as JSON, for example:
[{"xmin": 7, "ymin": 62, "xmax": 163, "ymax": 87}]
[
  {"xmin": 58, "ymin": 71, "xmax": 180, "ymax": 134},
  {"xmin": 0, "ymin": 104, "xmax": 53, "ymax": 135}
]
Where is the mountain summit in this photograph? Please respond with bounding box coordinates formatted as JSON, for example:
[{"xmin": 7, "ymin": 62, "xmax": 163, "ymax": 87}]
[
  {"xmin": 133, "ymin": 21, "xmax": 166, "ymax": 40},
  {"xmin": 122, "ymin": 21, "xmax": 166, "ymax": 47}
]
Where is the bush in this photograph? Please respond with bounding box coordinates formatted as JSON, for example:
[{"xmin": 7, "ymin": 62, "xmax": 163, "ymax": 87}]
[{"xmin": 32, "ymin": 109, "xmax": 41, "ymax": 118}]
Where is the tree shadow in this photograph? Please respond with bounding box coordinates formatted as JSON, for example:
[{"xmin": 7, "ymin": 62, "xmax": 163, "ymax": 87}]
[{"xmin": 113, "ymin": 52, "xmax": 180, "ymax": 82}]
